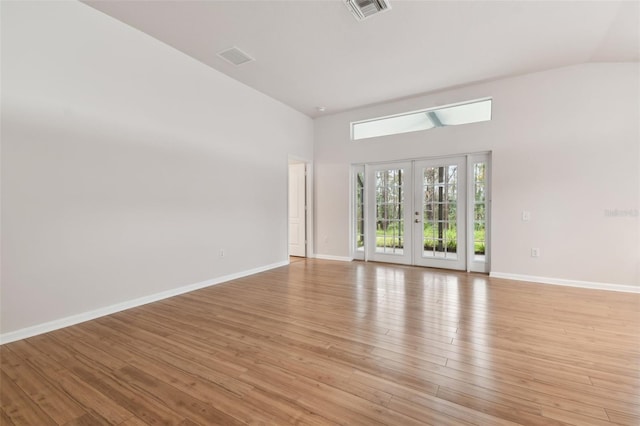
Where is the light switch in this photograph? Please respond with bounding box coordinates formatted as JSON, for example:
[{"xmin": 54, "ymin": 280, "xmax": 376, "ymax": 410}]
[{"xmin": 522, "ymin": 211, "xmax": 531, "ymax": 221}]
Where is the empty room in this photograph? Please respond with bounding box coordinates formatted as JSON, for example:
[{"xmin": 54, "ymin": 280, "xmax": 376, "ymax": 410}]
[{"xmin": 1, "ymin": 0, "xmax": 638, "ymax": 425}]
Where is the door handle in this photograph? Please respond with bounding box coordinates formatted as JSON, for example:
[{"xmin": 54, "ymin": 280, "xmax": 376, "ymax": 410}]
[{"xmin": 415, "ymin": 218, "xmax": 421, "ymax": 223}]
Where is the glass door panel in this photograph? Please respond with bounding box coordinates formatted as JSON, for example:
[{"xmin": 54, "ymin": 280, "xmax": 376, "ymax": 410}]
[
  {"xmin": 366, "ymin": 162, "xmax": 412, "ymax": 265},
  {"xmin": 353, "ymin": 166, "xmax": 365, "ymax": 260},
  {"xmin": 468, "ymin": 154, "xmax": 490, "ymax": 272},
  {"xmin": 473, "ymin": 162, "xmax": 486, "ymax": 262},
  {"xmin": 413, "ymin": 158, "xmax": 466, "ymax": 270}
]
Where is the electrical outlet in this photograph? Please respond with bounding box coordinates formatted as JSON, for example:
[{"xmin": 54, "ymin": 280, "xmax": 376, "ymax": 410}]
[
  {"xmin": 531, "ymin": 248, "xmax": 540, "ymax": 257},
  {"xmin": 219, "ymin": 249, "xmax": 225, "ymax": 258}
]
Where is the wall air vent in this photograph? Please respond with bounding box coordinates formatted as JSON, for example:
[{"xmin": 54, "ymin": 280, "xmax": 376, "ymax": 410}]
[
  {"xmin": 217, "ymin": 47, "xmax": 254, "ymax": 66},
  {"xmin": 344, "ymin": 0, "xmax": 391, "ymax": 21}
]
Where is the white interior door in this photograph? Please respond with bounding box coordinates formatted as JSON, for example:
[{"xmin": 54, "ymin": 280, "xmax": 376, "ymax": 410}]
[
  {"xmin": 289, "ymin": 163, "xmax": 306, "ymax": 257},
  {"xmin": 413, "ymin": 158, "xmax": 466, "ymax": 270},
  {"xmin": 366, "ymin": 162, "xmax": 413, "ymax": 265}
]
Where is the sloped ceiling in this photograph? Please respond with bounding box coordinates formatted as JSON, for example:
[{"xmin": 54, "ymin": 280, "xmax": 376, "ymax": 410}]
[{"xmin": 85, "ymin": 0, "xmax": 639, "ymax": 117}]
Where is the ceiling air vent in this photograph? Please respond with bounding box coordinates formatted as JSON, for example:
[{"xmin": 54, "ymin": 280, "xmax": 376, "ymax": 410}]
[
  {"xmin": 217, "ymin": 47, "xmax": 254, "ymax": 66},
  {"xmin": 344, "ymin": 0, "xmax": 391, "ymax": 21}
]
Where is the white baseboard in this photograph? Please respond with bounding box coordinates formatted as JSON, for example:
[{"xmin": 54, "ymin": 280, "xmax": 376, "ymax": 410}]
[
  {"xmin": 489, "ymin": 272, "xmax": 640, "ymax": 293},
  {"xmin": 0, "ymin": 260, "xmax": 289, "ymax": 345},
  {"xmin": 313, "ymin": 254, "xmax": 354, "ymax": 262}
]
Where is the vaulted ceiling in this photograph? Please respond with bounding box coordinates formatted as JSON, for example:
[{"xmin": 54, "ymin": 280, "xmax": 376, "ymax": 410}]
[{"xmin": 85, "ymin": 1, "xmax": 639, "ymax": 117}]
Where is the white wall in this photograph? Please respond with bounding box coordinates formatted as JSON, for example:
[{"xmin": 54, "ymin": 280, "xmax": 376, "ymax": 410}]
[
  {"xmin": 314, "ymin": 63, "xmax": 639, "ymax": 287},
  {"xmin": 0, "ymin": 1, "xmax": 313, "ymax": 336}
]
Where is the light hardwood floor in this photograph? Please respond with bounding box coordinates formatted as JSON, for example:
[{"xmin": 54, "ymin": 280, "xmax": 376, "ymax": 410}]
[{"xmin": 1, "ymin": 259, "xmax": 639, "ymax": 425}]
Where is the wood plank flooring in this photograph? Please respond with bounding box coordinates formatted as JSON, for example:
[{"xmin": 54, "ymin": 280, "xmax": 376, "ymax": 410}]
[{"xmin": 1, "ymin": 259, "xmax": 639, "ymax": 425}]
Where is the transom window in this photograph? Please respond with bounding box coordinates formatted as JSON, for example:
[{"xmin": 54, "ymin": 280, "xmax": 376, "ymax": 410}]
[{"xmin": 351, "ymin": 98, "xmax": 492, "ymax": 140}]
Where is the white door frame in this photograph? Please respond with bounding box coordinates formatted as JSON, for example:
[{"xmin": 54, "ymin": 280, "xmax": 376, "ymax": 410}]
[{"xmin": 354, "ymin": 152, "xmax": 491, "ymax": 272}]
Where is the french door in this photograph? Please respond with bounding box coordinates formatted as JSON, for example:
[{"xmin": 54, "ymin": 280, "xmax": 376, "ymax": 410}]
[
  {"xmin": 356, "ymin": 153, "xmax": 490, "ymax": 272},
  {"xmin": 413, "ymin": 157, "xmax": 466, "ymax": 270},
  {"xmin": 365, "ymin": 162, "xmax": 413, "ymax": 265}
]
